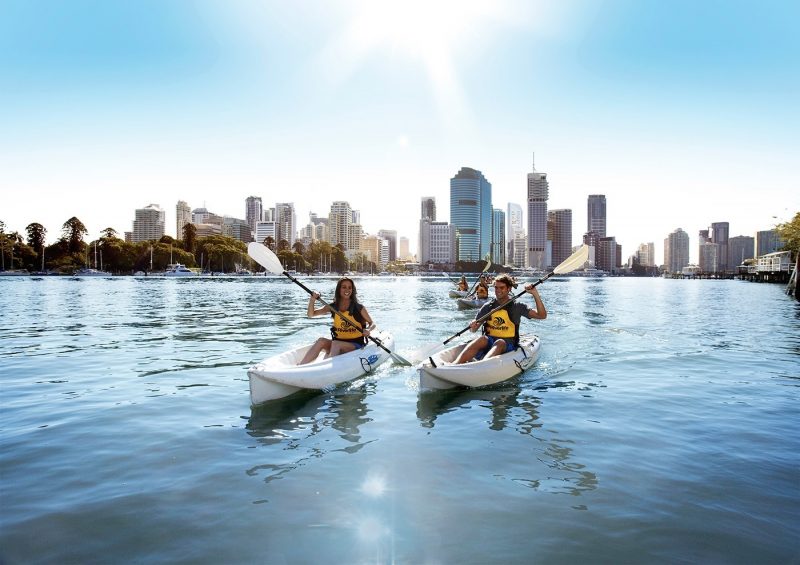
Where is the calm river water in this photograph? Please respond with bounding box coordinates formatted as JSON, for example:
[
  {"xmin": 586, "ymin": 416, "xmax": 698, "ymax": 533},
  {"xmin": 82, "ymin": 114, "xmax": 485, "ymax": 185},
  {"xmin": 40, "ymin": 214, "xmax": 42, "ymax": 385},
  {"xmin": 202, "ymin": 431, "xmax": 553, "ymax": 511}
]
[{"xmin": 1, "ymin": 275, "xmax": 798, "ymax": 564}]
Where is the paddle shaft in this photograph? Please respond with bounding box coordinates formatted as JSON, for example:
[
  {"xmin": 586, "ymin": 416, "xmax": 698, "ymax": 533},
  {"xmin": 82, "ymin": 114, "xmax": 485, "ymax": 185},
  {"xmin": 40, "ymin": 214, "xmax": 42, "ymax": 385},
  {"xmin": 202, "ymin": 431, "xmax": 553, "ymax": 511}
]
[
  {"xmin": 280, "ymin": 270, "xmax": 407, "ymax": 363},
  {"xmin": 443, "ymin": 272, "xmax": 553, "ymax": 345}
]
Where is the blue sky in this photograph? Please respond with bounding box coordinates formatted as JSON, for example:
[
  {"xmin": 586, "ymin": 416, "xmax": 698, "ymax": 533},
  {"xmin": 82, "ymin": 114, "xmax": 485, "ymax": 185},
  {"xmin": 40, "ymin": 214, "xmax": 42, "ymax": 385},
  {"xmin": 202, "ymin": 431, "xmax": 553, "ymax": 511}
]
[{"xmin": 2, "ymin": 0, "xmax": 798, "ymax": 263}]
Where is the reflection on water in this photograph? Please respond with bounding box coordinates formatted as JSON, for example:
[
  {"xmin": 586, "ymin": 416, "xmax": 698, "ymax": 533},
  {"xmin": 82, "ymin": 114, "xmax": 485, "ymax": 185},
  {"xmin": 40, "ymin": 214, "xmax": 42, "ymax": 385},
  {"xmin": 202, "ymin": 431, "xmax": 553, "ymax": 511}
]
[
  {"xmin": 416, "ymin": 385, "xmax": 598, "ymax": 501},
  {"xmin": 244, "ymin": 385, "xmax": 373, "ymax": 487}
]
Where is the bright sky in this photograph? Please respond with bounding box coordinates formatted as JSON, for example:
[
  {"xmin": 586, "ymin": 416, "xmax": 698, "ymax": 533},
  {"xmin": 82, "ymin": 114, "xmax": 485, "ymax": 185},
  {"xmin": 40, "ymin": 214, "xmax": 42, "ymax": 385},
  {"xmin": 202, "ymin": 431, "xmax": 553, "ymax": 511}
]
[{"xmin": 2, "ymin": 0, "xmax": 798, "ymax": 264}]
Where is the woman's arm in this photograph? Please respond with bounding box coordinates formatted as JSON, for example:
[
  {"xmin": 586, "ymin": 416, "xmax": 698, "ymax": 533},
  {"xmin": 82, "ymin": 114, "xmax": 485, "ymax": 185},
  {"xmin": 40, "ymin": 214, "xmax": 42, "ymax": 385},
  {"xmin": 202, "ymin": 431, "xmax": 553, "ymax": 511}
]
[{"xmin": 307, "ymin": 292, "xmax": 330, "ymax": 318}]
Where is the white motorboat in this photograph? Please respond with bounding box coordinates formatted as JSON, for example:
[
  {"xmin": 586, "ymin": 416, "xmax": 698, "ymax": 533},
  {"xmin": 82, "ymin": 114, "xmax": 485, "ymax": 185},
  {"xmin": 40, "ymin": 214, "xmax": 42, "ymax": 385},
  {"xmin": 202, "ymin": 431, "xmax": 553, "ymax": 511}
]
[
  {"xmin": 74, "ymin": 268, "xmax": 111, "ymax": 277},
  {"xmin": 248, "ymin": 329, "xmax": 395, "ymax": 404},
  {"xmin": 418, "ymin": 335, "xmax": 541, "ymax": 390},
  {"xmin": 164, "ymin": 263, "xmax": 196, "ymax": 277}
]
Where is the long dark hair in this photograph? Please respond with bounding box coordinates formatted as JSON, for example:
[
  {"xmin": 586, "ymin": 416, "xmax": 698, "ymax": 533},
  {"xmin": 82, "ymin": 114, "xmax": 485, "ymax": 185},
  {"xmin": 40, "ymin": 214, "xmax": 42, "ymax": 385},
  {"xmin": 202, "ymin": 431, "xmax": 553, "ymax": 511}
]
[{"xmin": 333, "ymin": 277, "xmax": 358, "ymax": 310}]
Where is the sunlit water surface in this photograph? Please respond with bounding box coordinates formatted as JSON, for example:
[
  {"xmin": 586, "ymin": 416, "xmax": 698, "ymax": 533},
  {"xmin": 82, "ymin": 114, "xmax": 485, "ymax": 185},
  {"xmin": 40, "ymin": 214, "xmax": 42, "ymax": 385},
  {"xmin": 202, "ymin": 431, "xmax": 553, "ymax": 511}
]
[{"xmin": 1, "ymin": 276, "xmax": 798, "ymax": 564}]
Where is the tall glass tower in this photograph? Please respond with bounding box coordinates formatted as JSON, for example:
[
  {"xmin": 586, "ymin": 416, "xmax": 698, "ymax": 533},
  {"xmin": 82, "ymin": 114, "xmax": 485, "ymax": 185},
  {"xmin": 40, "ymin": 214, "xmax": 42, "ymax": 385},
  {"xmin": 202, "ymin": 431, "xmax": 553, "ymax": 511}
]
[
  {"xmin": 587, "ymin": 195, "xmax": 607, "ymax": 237},
  {"xmin": 450, "ymin": 167, "xmax": 492, "ymax": 262}
]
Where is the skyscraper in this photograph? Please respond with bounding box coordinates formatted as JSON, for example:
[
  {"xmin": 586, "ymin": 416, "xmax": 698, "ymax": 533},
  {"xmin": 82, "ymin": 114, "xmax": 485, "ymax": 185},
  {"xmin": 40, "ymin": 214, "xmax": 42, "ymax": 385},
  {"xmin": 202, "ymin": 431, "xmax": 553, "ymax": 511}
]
[
  {"xmin": 527, "ymin": 157, "xmax": 548, "ymax": 270},
  {"xmin": 728, "ymin": 235, "xmax": 755, "ymax": 266},
  {"xmin": 491, "ymin": 209, "xmax": 505, "ymax": 265},
  {"xmin": 450, "ymin": 167, "xmax": 492, "ymax": 262},
  {"xmin": 131, "ymin": 204, "xmax": 165, "ymax": 243},
  {"xmin": 710, "ymin": 222, "xmax": 729, "ymax": 272},
  {"xmin": 507, "ymin": 202, "xmax": 523, "ymax": 267},
  {"xmin": 176, "ymin": 200, "xmax": 191, "ymax": 239},
  {"xmin": 548, "ymin": 209, "xmax": 572, "ymax": 267},
  {"xmin": 421, "ymin": 197, "xmax": 436, "ymax": 221},
  {"xmin": 664, "ymin": 228, "xmax": 690, "ymax": 274},
  {"xmin": 329, "ymin": 201, "xmax": 352, "ymax": 250},
  {"xmin": 587, "ymin": 195, "xmax": 607, "ymax": 238},
  {"xmin": 245, "ymin": 196, "xmax": 262, "ymax": 236},
  {"xmin": 275, "ymin": 203, "xmax": 296, "ymax": 247},
  {"xmin": 378, "ymin": 230, "xmax": 397, "ymax": 262}
]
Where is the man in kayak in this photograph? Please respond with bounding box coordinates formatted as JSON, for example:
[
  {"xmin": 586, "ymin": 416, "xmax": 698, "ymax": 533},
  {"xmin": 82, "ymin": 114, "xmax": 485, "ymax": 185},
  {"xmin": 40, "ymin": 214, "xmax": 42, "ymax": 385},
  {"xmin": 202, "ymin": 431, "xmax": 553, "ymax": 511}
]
[
  {"xmin": 298, "ymin": 277, "xmax": 375, "ymax": 365},
  {"xmin": 453, "ymin": 274, "xmax": 546, "ymax": 364}
]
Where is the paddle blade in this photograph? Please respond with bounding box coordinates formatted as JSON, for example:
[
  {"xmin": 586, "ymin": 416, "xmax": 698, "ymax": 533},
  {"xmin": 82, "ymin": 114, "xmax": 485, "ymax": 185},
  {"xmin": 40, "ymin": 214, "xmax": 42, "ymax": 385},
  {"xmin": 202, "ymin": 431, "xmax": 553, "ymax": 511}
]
[
  {"xmin": 247, "ymin": 242, "xmax": 284, "ymax": 274},
  {"xmin": 553, "ymin": 244, "xmax": 590, "ymax": 275},
  {"xmin": 404, "ymin": 342, "xmax": 445, "ymax": 365}
]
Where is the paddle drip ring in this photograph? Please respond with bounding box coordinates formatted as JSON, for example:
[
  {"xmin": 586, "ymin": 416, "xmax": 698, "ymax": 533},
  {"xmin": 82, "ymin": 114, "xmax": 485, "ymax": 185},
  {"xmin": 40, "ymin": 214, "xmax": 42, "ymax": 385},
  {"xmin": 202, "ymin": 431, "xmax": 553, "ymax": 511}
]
[{"xmin": 360, "ymin": 357, "xmax": 373, "ymax": 373}]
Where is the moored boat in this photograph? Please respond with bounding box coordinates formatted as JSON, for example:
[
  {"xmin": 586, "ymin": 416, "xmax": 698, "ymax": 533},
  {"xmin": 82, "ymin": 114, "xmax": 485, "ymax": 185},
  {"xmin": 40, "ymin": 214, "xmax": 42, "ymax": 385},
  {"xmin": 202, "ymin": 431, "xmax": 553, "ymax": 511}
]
[
  {"xmin": 164, "ymin": 263, "xmax": 196, "ymax": 277},
  {"xmin": 248, "ymin": 329, "xmax": 395, "ymax": 404},
  {"xmin": 418, "ymin": 334, "xmax": 541, "ymax": 390}
]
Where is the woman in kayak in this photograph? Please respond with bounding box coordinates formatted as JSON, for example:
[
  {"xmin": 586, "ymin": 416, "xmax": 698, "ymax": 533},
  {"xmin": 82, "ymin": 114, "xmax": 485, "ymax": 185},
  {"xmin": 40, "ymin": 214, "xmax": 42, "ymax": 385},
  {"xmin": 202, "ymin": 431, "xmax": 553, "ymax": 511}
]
[
  {"xmin": 453, "ymin": 273, "xmax": 546, "ymax": 364},
  {"xmin": 298, "ymin": 277, "xmax": 375, "ymax": 365},
  {"xmin": 457, "ymin": 275, "xmax": 468, "ymax": 292}
]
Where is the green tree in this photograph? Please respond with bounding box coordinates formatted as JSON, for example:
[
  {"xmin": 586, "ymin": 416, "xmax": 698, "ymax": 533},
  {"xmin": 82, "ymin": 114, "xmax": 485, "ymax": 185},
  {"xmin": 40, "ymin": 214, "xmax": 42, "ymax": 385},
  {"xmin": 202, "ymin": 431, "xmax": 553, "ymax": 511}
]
[
  {"xmin": 61, "ymin": 217, "xmax": 88, "ymax": 253},
  {"xmin": 26, "ymin": 223, "xmax": 47, "ymax": 254},
  {"xmin": 292, "ymin": 241, "xmax": 305, "ymax": 256},
  {"xmin": 100, "ymin": 227, "xmax": 119, "ymax": 240},
  {"xmin": 263, "ymin": 236, "xmax": 275, "ymax": 251},
  {"xmin": 182, "ymin": 223, "xmax": 197, "ymax": 252},
  {"xmin": 277, "ymin": 239, "xmax": 290, "ymax": 252},
  {"xmin": 776, "ymin": 211, "xmax": 800, "ymax": 254}
]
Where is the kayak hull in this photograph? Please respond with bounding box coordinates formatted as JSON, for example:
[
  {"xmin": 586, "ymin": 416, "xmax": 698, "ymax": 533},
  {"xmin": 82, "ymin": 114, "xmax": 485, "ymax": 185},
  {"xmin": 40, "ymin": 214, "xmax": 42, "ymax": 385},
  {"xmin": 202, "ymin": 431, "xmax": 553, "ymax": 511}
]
[
  {"xmin": 418, "ymin": 335, "xmax": 541, "ymax": 390},
  {"xmin": 248, "ymin": 330, "xmax": 394, "ymax": 404},
  {"xmin": 448, "ymin": 290, "xmax": 468, "ymax": 298},
  {"xmin": 456, "ymin": 297, "xmax": 489, "ymax": 310}
]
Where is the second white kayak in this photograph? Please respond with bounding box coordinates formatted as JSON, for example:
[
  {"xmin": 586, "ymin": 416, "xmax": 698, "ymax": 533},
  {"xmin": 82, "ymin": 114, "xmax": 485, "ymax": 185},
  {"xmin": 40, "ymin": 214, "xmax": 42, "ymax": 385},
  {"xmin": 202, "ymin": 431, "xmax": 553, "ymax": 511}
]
[{"xmin": 418, "ymin": 335, "xmax": 541, "ymax": 390}]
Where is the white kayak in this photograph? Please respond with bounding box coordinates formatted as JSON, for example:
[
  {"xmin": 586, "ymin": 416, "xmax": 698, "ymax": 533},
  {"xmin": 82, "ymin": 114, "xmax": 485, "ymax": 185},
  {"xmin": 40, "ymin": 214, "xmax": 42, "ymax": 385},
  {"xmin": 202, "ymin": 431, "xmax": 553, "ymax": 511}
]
[
  {"xmin": 456, "ymin": 297, "xmax": 490, "ymax": 310},
  {"xmin": 418, "ymin": 335, "xmax": 541, "ymax": 390},
  {"xmin": 248, "ymin": 330, "xmax": 395, "ymax": 404},
  {"xmin": 448, "ymin": 289, "xmax": 468, "ymax": 298}
]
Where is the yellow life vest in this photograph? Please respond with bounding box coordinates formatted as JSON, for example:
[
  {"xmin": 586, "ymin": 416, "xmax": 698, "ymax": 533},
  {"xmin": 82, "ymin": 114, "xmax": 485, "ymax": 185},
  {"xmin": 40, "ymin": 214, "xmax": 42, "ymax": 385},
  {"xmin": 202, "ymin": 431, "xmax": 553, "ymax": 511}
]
[
  {"xmin": 331, "ymin": 309, "xmax": 364, "ymax": 341},
  {"xmin": 484, "ymin": 306, "xmax": 516, "ymax": 339}
]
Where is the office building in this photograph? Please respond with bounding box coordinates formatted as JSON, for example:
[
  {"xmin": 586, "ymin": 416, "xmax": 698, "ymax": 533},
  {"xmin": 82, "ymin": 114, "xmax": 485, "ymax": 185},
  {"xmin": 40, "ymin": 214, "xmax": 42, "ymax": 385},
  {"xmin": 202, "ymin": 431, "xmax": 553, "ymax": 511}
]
[
  {"xmin": 378, "ymin": 229, "xmax": 398, "ymax": 262},
  {"xmin": 710, "ymin": 222, "xmax": 730, "ymax": 272},
  {"xmin": 131, "ymin": 204, "xmax": 165, "ymax": 243},
  {"xmin": 728, "ymin": 235, "xmax": 755, "ymax": 266},
  {"xmin": 755, "ymin": 230, "xmax": 783, "ymax": 257},
  {"xmin": 399, "ymin": 237, "xmax": 410, "ymax": 261},
  {"xmin": 255, "ymin": 221, "xmax": 277, "ymax": 246},
  {"xmin": 548, "ymin": 209, "xmax": 572, "ymax": 267},
  {"xmin": 450, "ymin": 167, "xmax": 492, "ymax": 262},
  {"xmin": 597, "ymin": 236, "xmax": 617, "ymax": 273},
  {"xmin": 491, "ymin": 209, "xmax": 505, "ymax": 265},
  {"xmin": 587, "ymin": 195, "xmax": 607, "ymax": 238},
  {"xmin": 275, "ymin": 203, "xmax": 296, "ymax": 247},
  {"xmin": 421, "ymin": 197, "xmax": 436, "ymax": 221},
  {"xmin": 637, "ymin": 242, "xmax": 655, "ymax": 267},
  {"xmin": 527, "ymin": 157, "xmax": 548, "ymax": 270}
]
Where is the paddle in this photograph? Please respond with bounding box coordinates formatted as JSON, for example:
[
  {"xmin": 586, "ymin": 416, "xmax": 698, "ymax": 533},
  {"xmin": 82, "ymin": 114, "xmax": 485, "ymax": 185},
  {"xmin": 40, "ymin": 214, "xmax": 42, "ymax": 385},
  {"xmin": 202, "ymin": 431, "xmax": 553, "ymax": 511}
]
[
  {"xmin": 247, "ymin": 242, "xmax": 412, "ymax": 366},
  {"xmin": 408, "ymin": 244, "xmax": 590, "ymax": 363},
  {"xmin": 441, "ymin": 272, "xmax": 461, "ymax": 286}
]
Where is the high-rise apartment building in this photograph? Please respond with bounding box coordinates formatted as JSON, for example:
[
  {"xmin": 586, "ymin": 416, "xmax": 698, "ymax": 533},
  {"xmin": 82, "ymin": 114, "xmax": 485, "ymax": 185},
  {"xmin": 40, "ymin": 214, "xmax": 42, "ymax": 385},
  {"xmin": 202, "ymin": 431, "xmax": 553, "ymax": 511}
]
[
  {"xmin": 507, "ymin": 203, "xmax": 523, "ymax": 267},
  {"xmin": 222, "ymin": 216, "xmax": 252, "ymax": 243},
  {"xmin": 728, "ymin": 235, "xmax": 755, "ymax": 266},
  {"xmin": 587, "ymin": 195, "xmax": 607, "ymax": 238},
  {"xmin": 597, "ymin": 236, "xmax": 617, "ymax": 273},
  {"xmin": 548, "ymin": 209, "xmax": 572, "ymax": 267},
  {"xmin": 430, "ymin": 222, "xmax": 456, "ymax": 265},
  {"xmin": 636, "ymin": 242, "xmax": 655, "ymax": 267},
  {"xmin": 245, "ymin": 196, "xmax": 262, "ymax": 236},
  {"xmin": 131, "ymin": 204, "xmax": 165, "ymax": 243},
  {"xmin": 378, "ymin": 230, "xmax": 398, "ymax": 262},
  {"xmin": 527, "ymin": 157, "xmax": 548, "ymax": 270},
  {"xmin": 451, "ymin": 167, "xmax": 492, "ymax": 262},
  {"xmin": 255, "ymin": 221, "xmax": 277, "ymax": 246},
  {"xmin": 421, "ymin": 197, "xmax": 436, "ymax": 221},
  {"xmin": 275, "ymin": 203, "xmax": 296, "ymax": 247},
  {"xmin": 491, "ymin": 209, "xmax": 505, "ymax": 265},
  {"xmin": 664, "ymin": 228, "xmax": 690, "ymax": 274},
  {"xmin": 176, "ymin": 200, "xmax": 191, "ymax": 239},
  {"xmin": 329, "ymin": 201, "xmax": 352, "ymax": 250}
]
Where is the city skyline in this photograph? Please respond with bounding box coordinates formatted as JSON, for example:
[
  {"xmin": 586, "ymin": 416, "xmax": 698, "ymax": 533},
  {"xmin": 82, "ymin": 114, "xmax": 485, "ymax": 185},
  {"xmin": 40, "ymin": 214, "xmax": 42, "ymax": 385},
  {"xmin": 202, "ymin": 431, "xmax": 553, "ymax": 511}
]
[{"xmin": 2, "ymin": 1, "xmax": 798, "ymax": 264}]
